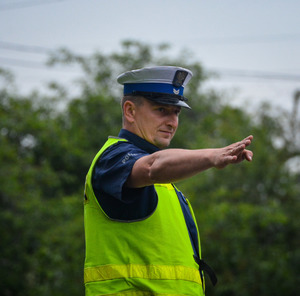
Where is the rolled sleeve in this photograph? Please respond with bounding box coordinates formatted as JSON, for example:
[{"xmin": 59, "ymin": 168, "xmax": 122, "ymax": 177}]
[{"xmin": 92, "ymin": 141, "xmax": 147, "ymax": 202}]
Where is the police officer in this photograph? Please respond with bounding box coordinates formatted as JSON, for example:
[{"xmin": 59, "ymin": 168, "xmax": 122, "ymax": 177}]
[{"xmin": 84, "ymin": 66, "xmax": 253, "ymax": 295}]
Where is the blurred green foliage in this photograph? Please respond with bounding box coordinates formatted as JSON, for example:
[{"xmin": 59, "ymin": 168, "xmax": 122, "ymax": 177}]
[{"xmin": 0, "ymin": 41, "xmax": 299, "ymax": 296}]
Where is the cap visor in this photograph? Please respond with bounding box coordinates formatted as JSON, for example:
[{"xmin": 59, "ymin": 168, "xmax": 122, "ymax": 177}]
[{"xmin": 146, "ymin": 97, "xmax": 191, "ymax": 109}]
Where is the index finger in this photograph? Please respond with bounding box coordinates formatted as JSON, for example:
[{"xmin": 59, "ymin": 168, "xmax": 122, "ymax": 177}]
[{"xmin": 242, "ymin": 135, "xmax": 253, "ymax": 146}]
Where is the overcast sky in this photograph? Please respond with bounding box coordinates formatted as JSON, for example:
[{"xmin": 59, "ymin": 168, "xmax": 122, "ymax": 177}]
[{"xmin": 1, "ymin": 0, "xmax": 300, "ymax": 111}]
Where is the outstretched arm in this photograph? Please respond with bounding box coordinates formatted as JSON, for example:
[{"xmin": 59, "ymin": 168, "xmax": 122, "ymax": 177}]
[{"xmin": 126, "ymin": 135, "xmax": 253, "ymax": 188}]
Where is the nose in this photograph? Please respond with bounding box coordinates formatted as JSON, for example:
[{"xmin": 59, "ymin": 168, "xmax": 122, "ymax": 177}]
[{"xmin": 166, "ymin": 113, "xmax": 178, "ymax": 129}]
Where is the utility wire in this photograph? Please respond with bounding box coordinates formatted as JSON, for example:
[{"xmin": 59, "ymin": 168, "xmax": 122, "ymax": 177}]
[
  {"xmin": 0, "ymin": 40, "xmax": 86, "ymax": 56},
  {"xmin": 211, "ymin": 68, "xmax": 300, "ymax": 82},
  {"xmin": 0, "ymin": 56, "xmax": 77, "ymax": 72},
  {"xmin": 0, "ymin": 56, "xmax": 52, "ymax": 69},
  {"xmin": 0, "ymin": 41, "xmax": 299, "ymax": 82},
  {"xmin": 188, "ymin": 33, "xmax": 300, "ymax": 45},
  {"xmin": 0, "ymin": 41, "xmax": 52, "ymax": 54},
  {"xmin": 0, "ymin": 0, "xmax": 67, "ymax": 11},
  {"xmin": 1, "ymin": 56, "xmax": 299, "ymax": 82}
]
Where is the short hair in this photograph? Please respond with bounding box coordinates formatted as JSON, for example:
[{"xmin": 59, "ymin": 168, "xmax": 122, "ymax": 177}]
[
  {"xmin": 121, "ymin": 95, "xmax": 145, "ymax": 125},
  {"xmin": 121, "ymin": 95, "xmax": 144, "ymax": 110}
]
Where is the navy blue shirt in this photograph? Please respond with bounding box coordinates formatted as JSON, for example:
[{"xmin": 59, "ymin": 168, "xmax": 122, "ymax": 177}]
[
  {"xmin": 92, "ymin": 129, "xmax": 200, "ymax": 255},
  {"xmin": 92, "ymin": 129, "xmax": 160, "ymax": 221}
]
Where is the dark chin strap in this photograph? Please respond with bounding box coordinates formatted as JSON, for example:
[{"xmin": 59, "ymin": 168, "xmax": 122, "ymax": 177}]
[
  {"xmin": 172, "ymin": 187, "xmax": 217, "ymax": 288},
  {"xmin": 194, "ymin": 255, "xmax": 218, "ymax": 287}
]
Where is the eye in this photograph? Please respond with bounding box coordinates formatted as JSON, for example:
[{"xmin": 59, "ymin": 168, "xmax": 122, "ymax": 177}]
[
  {"xmin": 158, "ymin": 107, "xmax": 166, "ymax": 113},
  {"xmin": 174, "ymin": 108, "xmax": 181, "ymax": 116}
]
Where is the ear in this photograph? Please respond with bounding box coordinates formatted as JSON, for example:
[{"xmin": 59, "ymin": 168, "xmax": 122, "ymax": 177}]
[{"xmin": 123, "ymin": 100, "xmax": 136, "ymax": 124}]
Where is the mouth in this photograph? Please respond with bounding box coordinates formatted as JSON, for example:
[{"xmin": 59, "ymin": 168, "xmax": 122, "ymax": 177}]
[{"xmin": 159, "ymin": 130, "xmax": 173, "ymax": 137}]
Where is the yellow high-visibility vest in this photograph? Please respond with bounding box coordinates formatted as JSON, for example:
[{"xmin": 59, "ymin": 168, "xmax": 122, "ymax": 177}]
[{"xmin": 84, "ymin": 137, "xmax": 204, "ymax": 296}]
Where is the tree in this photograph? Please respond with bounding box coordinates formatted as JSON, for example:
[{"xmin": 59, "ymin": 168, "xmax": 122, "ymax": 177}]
[{"xmin": 1, "ymin": 40, "xmax": 299, "ymax": 295}]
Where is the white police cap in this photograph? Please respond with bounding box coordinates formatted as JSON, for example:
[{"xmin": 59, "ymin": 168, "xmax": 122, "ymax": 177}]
[{"xmin": 117, "ymin": 66, "xmax": 193, "ymax": 109}]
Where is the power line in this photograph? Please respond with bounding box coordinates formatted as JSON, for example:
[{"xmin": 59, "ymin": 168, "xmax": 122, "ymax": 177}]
[
  {"xmin": 0, "ymin": 40, "xmax": 86, "ymax": 56},
  {"xmin": 0, "ymin": 0, "xmax": 67, "ymax": 11},
  {"xmin": 212, "ymin": 68, "xmax": 300, "ymax": 82},
  {"xmin": 0, "ymin": 41, "xmax": 299, "ymax": 82},
  {"xmin": 0, "ymin": 56, "xmax": 78, "ymax": 72},
  {"xmin": 0, "ymin": 56, "xmax": 50, "ymax": 69},
  {"xmin": 0, "ymin": 41, "xmax": 52, "ymax": 54},
  {"xmin": 1, "ymin": 56, "xmax": 299, "ymax": 82},
  {"xmin": 186, "ymin": 33, "xmax": 300, "ymax": 45}
]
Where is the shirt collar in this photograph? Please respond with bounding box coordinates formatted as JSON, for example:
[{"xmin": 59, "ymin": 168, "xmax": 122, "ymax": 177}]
[{"xmin": 118, "ymin": 129, "xmax": 160, "ymax": 154}]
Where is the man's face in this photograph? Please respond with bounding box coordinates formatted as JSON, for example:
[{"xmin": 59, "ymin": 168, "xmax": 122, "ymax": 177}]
[{"xmin": 133, "ymin": 99, "xmax": 181, "ymax": 149}]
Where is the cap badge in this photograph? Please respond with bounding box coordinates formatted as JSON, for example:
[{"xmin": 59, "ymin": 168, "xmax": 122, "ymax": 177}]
[
  {"xmin": 172, "ymin": 70, "xmax": 188, "ymax": 88},
  {"xmin": 173, "ymin": 88, "xmax": 180, "ymax": 95}
]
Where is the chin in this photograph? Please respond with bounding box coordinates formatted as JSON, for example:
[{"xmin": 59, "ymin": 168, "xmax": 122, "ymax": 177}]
[
  {"xmin": 156, "ymin": 141, "xmax": 170, "ymax": 149},
  {"xmin": 153, "ymin": 135, "xmax": 173, "ymax": 149}
]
